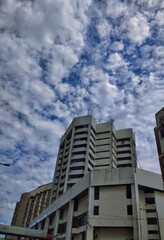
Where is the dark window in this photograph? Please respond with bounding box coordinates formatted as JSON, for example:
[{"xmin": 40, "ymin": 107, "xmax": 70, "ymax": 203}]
[
  {"xmin": 58, "ymin": 190, "xmax": 63, "ymax": 195},
  {"xmin": 94, "ymin": 187, "xmax": 100, "ymax": 200},
  {"xmin": 117, "ymin": 150, "xmax": 131, "ymax": 154},
  {"xmin": 74, "ymin": 199, "xmax": 78, "ymax": 211},
  {"xmin": 118, "ymin": 164, "xmax": 132, "ymax": 168},
  {"xmin": 49, "ymin": 214, "xmax": 54, "ymax": 225},
  {"xmin": 145, "ymin": 198, "xmax": 155, "ymax": 204},
  {"xmin": 71, "ymin": 158, "xmax": 85, "ymax": 164},
  {"xmin": 117, "ymin": 157, "xmax": 131, "ymax": 161},
  {"xmin": 59, "ymin": 209, "xmax": 64, "ymax": 219},
  {"xmin": 144, "ymin": 188, "xmax": 154, "ymax": 193},
  {"xmin": 72, "ymin": 151, "xmax": 86, "ymax": 156},
  {"xmin": 58, "ymin": 222, "xmax": 67, "ymax": 233},
  {"xmin": 117, "ymin": 144, "xmax": 131, "ymax": 148},
  {"xmin": 160, "ymin": 128, "xmax": 164, "ymax": 138},
  {"xmin": 70, "ymin": 166, "xmax": 84, "ymax": 171},
  {"xmin": 148, "ymin": 230, "xmax": 159, "ymax": 234},
  {"xmin": 146, "ymin": 209, "xmax": 156, "ymax": 213},
  {"xmin": 75, "ymin": 131, "xmax": 87, "ymax": 136},
  {"xmin": 74, "ymin": 137, "xmax": 87, "ymax": 143},
  {"xmin": 75, "ymin": 124, "xmax": 88, "ymax": 130},
  {"xmin": 117, "ymin": 138, "xmax": 130, "ymax": 142},
  {"xmin": 94, "ymin": 206, "xmax": 99, "ymax": 215},
  {"xmin": 82, "ymin": 232, "xmax": 85, "ymax": 240},
  {"xmin": 126, "ymin": 185, "xmax": 132, "ymax": 199},
  {"xmin": 96, "ymin": 131, "xmax": 110, "ymax": 135},
  {"xmin": 127, "ymin": 205, "xmax": 133, "ymax": 215},
  {"xmin": 41, "ymin": 220, "xmax": 45, "ymax": 230},
  {"xmin": 72, "ymin": 213, "xmax": 87, "ymax": 228},
  {"xmin": 147, "ymin": 218, "xmax": 157, "ymax": 225},
  {"xmin": 73, "ymin": 144, "xmax": 87, "ymax": 149},
  {"xmin": 69, "ymin": 174, "xmax": 84, "ymax": 179}
]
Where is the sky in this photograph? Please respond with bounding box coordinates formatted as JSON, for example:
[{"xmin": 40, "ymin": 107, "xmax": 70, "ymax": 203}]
[{"xmin": 0, "ymin": 0, "xmax": 164, "ymax": 226}]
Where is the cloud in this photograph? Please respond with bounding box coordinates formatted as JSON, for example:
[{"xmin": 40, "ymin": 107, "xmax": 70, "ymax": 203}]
[
  {"xmin": 0, "ymin": 0, "xmax": 163, "ymax": 226},
  {"xmin": 127, "ymin": 13, "xmax": 150, "ymax": 44}
]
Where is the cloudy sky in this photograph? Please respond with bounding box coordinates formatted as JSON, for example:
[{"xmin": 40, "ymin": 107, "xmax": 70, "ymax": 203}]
[{"xmin": 0, "ymin": 0, "xmax": 164, "ymax": 225}]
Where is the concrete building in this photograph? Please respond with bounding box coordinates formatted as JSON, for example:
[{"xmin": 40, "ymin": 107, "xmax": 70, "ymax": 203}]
[
  {"xmin": 11, "ymin": 182, "xmax": 52, "ymax": 228},
  {"xmin": 51, "ymin": 115, "xmax": 137, "ymax": 202},
  {"xmin": 154, "ymin": 107, "xmax": 164, "ymax": 181},
  {"xmin": 4, "ymin": 112, "xmax": 164, "ymax": 240},
  {"xmin": 26, "ymin": 114, "xmax": 164, "ymax": 240}
]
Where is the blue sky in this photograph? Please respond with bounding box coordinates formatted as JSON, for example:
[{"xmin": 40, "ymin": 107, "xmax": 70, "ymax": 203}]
[{"xmin": 0, "ymin": 0, "xmax": 164, "ymax": 225}]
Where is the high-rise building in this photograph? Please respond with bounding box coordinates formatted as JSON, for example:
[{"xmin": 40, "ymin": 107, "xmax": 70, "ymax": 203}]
[
  {"xmin": 51, "ymin": 115, "xmax": 137, "ymax": 201},
  {"xmin": 11, "ymin": 182, "xmax": 52, "ymax": 228},
  {"xmin": 154, "ymin": 107, "xmax": 164, "ymax": 181}
]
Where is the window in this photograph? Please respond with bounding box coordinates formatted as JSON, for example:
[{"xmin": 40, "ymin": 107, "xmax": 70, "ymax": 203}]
[
  {"xmin": 72, "ymin": 151, "xmax": 86, "ymax": 156},
  {"xmin": 59, "ymin": 209, "xmax": 64, "ymax": 219},
  {"xmin": 94, "ymin": 206, "xmax": 99, "ymax": 215},
  {"xmin": 117, "ymin": 157, "xmax": 131, "ymax": 161},
  {"xmin": 117, "ymin": 144, "xmax": 130, "ymax": 148},
  {"xmin": 144, "ymin": 188, "xmax": 154, "ymax": 193},
  {"xmin": 58, "ymin": 222, "xmax": 67, "ymax": 233},
  {"xmin": 74, "ymin": 199, "xmax": 78, "ymax": 211},
  {"xmin": 127, "ymin": 205, "xmax": 133, "ymax": 215},
  {"xmin": 147, "ymin": 218, "xmax": 157, "ymax": 225},
  {"xmin": 148, "ymin": 230, "xmax": 159, "ymax": 234},
  {"xmin": 145, "ymin": 198, "xmax": 155, "ymax": 204},
  {"xmin": 126, "ymin": 185, "xmax": 132, "ymax": 199},
  {"xmin": 160, "ymin": 128, "xmax": 164, "ymax": 138},
  {"xmin": 118, "ymin": 164, "xmax": 132, "ymax": 168},
  {"xmin": 117, "ymin": 150, "xmax": 131, "ymax": 154},
  {"xmin": 117, "ymin": 138, "xmax": 130, "ymax": 142},
  {"xmin": 75, "ymin": 124, "xmax": 88, "ymax": 130},
  {"xmin": 146, "ymin": 209, "xmax": 156, "ymax": 213},
  {"xmin": 94, "ymin": 187, "xmax": 100, "ymax": 200}
]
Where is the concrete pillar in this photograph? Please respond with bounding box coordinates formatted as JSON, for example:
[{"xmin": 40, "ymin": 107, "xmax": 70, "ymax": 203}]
[
  {"xmin": 53, "ymin": 210, "xmax": 60, "ymax": 240},
  {"xmin": 86, "ymin": 224, "xmax": 93, "ymax": 240},
  {"xmin": 133, "ymin": 172, "xmax": 141, "ymax": 240},
  {"xmin": 65, "ymin": 200, "xmax": 74, "ymax": 240},
  {"xmin": 44, "ymin": 217, "xmax": 49, "ymax": 233}
]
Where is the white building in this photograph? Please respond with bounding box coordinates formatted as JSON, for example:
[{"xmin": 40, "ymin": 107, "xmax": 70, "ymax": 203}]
[
  {"xmin": 28, "ymin": 114, "xmax": 164, "ymax": 240},
  {"xmin": 51, "ymin": 115, "xmax": 137, "ymax": 202}
]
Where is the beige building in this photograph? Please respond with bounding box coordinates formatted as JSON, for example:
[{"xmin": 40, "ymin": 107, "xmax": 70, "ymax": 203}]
[{"xmin": 11, "ymin": 182, "xmax": 52, "ymax": 228}]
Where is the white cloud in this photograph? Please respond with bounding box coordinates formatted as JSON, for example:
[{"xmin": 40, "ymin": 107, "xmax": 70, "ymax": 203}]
[
  {"xmin": 0, "ymin": 0, "xmax": 163, "ymax": 227},
  {"xmin": 127, "ymin": 13, "xmax": 150, "ymax": 44},
  {"xmin": 97, "ymin": 20, "xmax": 112, "ymax": 38},
  {"xmin": 107, "ymin": 53, "xmax": 127, "ymax": 69},
  {"xmin": 106, "ymin": 1, "xmax": 128, "ymax": 19}
]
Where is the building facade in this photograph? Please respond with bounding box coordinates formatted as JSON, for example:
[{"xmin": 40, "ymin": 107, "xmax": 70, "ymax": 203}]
[
  {"xmin": 154, "ymin": 107, "xmax": 164, "ymax": 181},
  {"xmin": 11, "ymin": 182, "xmax": 52, "ymax": 228},
  {"xmin": 51, "ymin": 115, "xmax": 137, "ymax": 202},
  {"xmin": 27, "ymin": 114, "xmax": 164, "ymax": 240},
  {"xmin": 7, "ymin": 112, "xmax": 164, "ymax": 240}
]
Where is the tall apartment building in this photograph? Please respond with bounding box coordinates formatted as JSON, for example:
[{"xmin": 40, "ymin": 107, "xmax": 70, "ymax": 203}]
[
  {"xmin": 154, "ymin": 107, "xmax": 164, "ymax": 181},
  {"xmin": 11, "ymin": 182, "xmax": 52, "ymax": 228},
  {"xmin": 51, "ymin": 115, "xmax": 137, "ymax": 201}
]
